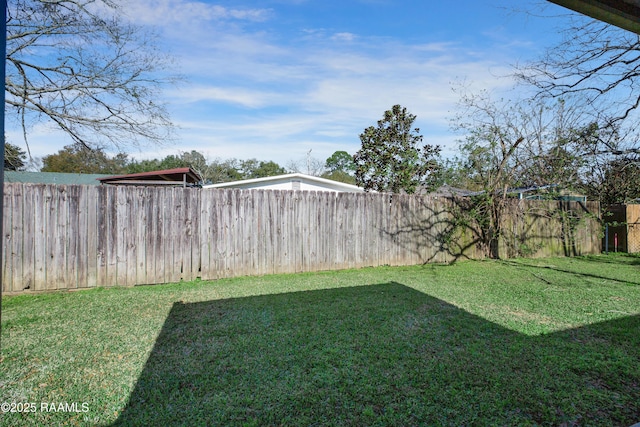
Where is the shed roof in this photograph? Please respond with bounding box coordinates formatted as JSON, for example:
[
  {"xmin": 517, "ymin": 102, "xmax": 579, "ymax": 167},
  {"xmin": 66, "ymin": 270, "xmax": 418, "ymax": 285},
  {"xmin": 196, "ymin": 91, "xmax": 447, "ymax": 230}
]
[
  {"xmin": 97, "ymin": 167, "xmax": 201, "ymax": 186},
  {"xmin": 548, "ymin": 0, "xmax": 640, "ymax": 34}
]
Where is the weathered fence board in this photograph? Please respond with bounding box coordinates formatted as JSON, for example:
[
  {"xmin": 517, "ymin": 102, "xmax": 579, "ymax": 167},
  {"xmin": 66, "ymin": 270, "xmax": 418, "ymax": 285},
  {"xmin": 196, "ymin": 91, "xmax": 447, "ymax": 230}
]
[
  {"xmin": 626, "ymin": 204, "xmax": 640, "ymax": 253},
  {"xmin": 2, "ymin": 183, "xmax": 603, "ymax": 294}
]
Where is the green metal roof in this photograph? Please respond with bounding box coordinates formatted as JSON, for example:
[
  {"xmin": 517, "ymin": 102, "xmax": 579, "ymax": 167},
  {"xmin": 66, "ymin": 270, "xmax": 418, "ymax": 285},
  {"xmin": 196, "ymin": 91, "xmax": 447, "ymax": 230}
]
[{"xmin": 4, "ymin": 171, "xmax": 110, "ymax": 185}]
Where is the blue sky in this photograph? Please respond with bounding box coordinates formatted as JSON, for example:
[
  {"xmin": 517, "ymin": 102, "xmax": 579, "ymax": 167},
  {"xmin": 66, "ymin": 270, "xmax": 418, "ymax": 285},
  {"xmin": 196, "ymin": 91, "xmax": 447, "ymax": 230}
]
[{"xmin": 12, "ymin": 0, "xmax": 582, "ymax": 169}]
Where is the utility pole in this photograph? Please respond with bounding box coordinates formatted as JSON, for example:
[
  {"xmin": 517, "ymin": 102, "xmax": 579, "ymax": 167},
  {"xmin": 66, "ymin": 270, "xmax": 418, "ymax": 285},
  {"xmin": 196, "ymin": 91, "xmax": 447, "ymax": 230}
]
[{"xmin": 1, "ymin": 0, "xmax": 7, "ymax": 356}]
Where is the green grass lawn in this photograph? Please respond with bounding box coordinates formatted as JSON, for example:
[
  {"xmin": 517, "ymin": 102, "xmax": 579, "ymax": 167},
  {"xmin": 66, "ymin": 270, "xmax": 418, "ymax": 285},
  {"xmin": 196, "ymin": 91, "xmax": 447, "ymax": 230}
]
[{"xmin": 1, "ymin": 254, "xmax": 639, "ymax": 426}]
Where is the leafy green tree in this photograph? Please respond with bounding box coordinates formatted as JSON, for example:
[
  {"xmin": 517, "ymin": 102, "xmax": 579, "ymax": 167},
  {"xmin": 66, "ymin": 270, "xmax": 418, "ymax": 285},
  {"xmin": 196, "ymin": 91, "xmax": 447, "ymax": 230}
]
[
  {"xmin": 41, "ymin": 144, "xmax": 129, "ymax": 174},
  {"xmin": 321, "ymin": 170, "xmax": 357, "ymax": 185},
  {"xmin": 235, "ymin": 158, "xmax": 286, "ymax": 179},
  {"xmin": 4, "ymin": 143, "xmax": 27, "ymax": 171},
  {"xmin": 238, "ymin": 159, "xmax": 260, "ymax": 178},
  {"xmin": 126, "ymin": 159, "xmax": 163, "ymax": 174},
  {"xmin": 321, "ymin": 151, "xmax": 357, "ymax": 184},
  {"xmin": 325, "ymin": 151, "xmax": 355, "ymax": 174},
  {"xmin": 583, "ymin": 156, "xmax": 640, "ymax": 205},
  {"xmin": 354, "ymin": 105, "xmax": 440, "ymax": 193},
  {"xmin": 126, "ymin": 151, "xmax": 206, "ymax": 173},
  {"xmin": 246, "ymin": 160, "xmax": 287, "ymax": 179},
  {"xmin": 208, "ymin": 159, "xmax": 243, "ymax": 184},
  {"xmin": 156, "ymin": 155, "xmax": 186, "ymax": 171}
]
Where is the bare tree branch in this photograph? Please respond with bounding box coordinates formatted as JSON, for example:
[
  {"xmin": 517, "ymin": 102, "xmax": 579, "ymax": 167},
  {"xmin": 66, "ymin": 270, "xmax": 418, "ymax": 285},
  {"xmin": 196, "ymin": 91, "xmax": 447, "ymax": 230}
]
[
  {"xmin": 6, "ymin": 0, "xmax": 178, "ymax": 151},
  {"xmin": 515, "ymin": 17, "xmax": 640, "ymax": 131}
]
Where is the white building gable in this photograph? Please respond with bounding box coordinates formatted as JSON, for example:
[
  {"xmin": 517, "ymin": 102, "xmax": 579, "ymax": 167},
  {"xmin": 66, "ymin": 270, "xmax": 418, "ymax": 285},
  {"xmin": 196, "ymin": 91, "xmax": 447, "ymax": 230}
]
[{"xmin": 203, "ymin": 173, "xmax": 364, "ymax": 193}]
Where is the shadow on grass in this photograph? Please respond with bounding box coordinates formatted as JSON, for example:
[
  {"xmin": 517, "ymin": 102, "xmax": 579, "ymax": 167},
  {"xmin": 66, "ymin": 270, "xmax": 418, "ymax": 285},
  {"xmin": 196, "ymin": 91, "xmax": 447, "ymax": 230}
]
[
  {"xmin": 501, "ymin": 257, "xmax": 640, "ymax": 287},
  {"xmin": 583, "ymin": 253, "xmax": 640, "ymax": 267},
  {"xmin": 112, "ymin": 282, "xmax": 640, "ymax": 426}
]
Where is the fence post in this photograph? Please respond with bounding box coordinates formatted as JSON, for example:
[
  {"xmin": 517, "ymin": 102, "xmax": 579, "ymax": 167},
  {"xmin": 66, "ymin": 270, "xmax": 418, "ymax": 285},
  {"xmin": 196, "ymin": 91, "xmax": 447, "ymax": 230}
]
[{"xmin": 0, "ymin": 0, "xmax": 8, "ymax": 355}]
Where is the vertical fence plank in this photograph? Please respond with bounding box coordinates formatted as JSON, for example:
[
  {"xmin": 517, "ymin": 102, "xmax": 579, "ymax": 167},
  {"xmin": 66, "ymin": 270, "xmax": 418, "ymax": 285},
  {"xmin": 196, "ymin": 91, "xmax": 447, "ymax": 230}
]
[
  {"xmin": 253, "ymin": 190, "xmax": 264, "ymax": 276},
  {"xmin": 105, "ymin": 186, "xmax": 118, "ymax": 287},
  {"xmin": 295, "ymin": 191, "xmax": 305, "ymax": 273},
  {"xmin": 277, "ymin": 190, "xmax": 287, "ymax": 274},
  {"xmin": 229, "ymin": 189, "xmax": 239, "ymax": 277},
  {"xmin": 125, "ymin": 187, "xmax": 139, "ymax": 286},
  {"xmin": 267, "ymin": 190, "xmax": 279, "ymax": 275},
  {"xmin": 115, "ymin": 186, "xmax": 128, "ymax": 286},
  {"xmin": 170, "ymin": 188, "xmax": 183, "ymax": 282},
  {"xmin": 46, "ymin": 186, "xmax": 60, "ymax": 290},
  {"xmin": 190, "ymin": 189, "xmax": 201, "ymax": 281},
  {"xmin": 8, "ymin": 184, "xmax": 21, "ymax": 292},
  {"xmin": 199, "ymin": 189, "xmax": 212, "ymax": 280},
  {"xmin": 240, "ymin": 190, "xmax": 251, "ymax": 277},
  {"xmin": 43, "ymin": 185, "xmax": 56, "ymax": 291},
  {"xmin": 154, "ymin": 187, "xmax": 166, "ymax": 284},
  {"xmin": 143, "ymin": 187, "xmax": 156, "ymax": 284},
  {"xmin": 3, "ymin": 184, "xmax": 14, "ymax": 292},
  {"xmin": 76, "ymin": 185, "xmax": 89, "ymax": 289},
  {"xmin": 21, "ymin": 184, "xmax": 35, "ymax": 291},
  {"xmin": 12, "ymin": 183, "xmax": 26, "ymax": 292},
  {"xmin": 179, "ymin": 188, "xmax": 191, "ymax": 281},
  {"xmin": 33, "ymin": 185, "xmax": 48, "ymax": 291},
  {"xmin": 163, "ymin": 188, "xmax": 175, "ymax": 283},
  {"xmin": 369, "ymin": 193, "xmax": 377, "ymax": 266},
  {"xmin": 216, "ymin": 190, "xmax": 228, "ymax": 278},
  {"xmin": 86, "ymin": 186, "xmax": 98, "ymax": 288},
  {"xmin": 186, "ymin": 188, "xmax": 199, "ymax": 281},
  {"xmin": 50, "ymin": 186, "xmax": 66, "ymax": 289},
  {"xmin": 134, "ymin": 187, "xmax": 147, "ymax": 286},
  {"xmin": 96, "ymin": 186, "xmax": 107, "ymax": 287},
  {"xmin": 66, "ymin": 185, "xmax": 80, "ymax": 289},
  {"xmin": 217, "ymin": 190, "xmax": 230, "ymax": 278},
  {"xmin": 315, "ymin": 192, "xmax": 328, "ymax": 271},
  {"xmin": 151, "ymin": 187, "xmax": 163, "ymax": 284},
  {"xmin": 334, "ymin": 193, "xmax": 345, "ymax": 270},
  {"xmin": 212, "ymin": 189, "xmax": 221, "ymax": 279}
]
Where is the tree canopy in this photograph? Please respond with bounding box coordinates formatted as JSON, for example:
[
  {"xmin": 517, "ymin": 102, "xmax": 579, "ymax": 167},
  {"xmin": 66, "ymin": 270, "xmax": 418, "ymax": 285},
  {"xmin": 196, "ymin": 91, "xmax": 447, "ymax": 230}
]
[
  {"xmin": 325, "ymin": 151, "xmax": 355, "ymax": 174},
  {"xmin": 582, "ymin": 156, "xmax": 640, "ymax": 205},
  {"xmin": 41, "ymin": 144, "xmax": 128, "ymax": 174},
  {"xmin": 4, "ymin": 143, "xmax": 27, "ymax": 171},
  {"xmin": 354, "ymin": 105, "xmax": 440, "ymax": 194},
  {"xmin": 320, "ymin": 150, "xmax": 357, "ymax": 184}
]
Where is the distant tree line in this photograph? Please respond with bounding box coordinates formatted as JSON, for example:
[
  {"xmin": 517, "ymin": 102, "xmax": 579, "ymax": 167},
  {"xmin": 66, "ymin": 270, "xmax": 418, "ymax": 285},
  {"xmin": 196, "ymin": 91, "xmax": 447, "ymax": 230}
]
[{"xmin": 5, "ymin": 143, "xmax": 358, "ymax": 186}]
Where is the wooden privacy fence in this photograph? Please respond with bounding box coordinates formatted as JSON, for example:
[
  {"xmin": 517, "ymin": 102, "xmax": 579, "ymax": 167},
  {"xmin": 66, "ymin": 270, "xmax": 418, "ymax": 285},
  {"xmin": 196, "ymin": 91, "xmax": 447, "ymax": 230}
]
[{"xmin": 2, "ymin": 183, "xmax": 602, "ymax": 294}]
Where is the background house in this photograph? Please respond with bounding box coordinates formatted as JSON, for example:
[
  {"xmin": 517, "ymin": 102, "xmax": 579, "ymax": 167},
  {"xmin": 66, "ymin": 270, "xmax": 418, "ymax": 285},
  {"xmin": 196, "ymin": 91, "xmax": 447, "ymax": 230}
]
[
  {"xmin": 507, "ymin": 185, "xmax": 588, "ymax": 202},
  {"xmin": 203, "ymin": 173, "xmax": 364, "ymax": 193}
]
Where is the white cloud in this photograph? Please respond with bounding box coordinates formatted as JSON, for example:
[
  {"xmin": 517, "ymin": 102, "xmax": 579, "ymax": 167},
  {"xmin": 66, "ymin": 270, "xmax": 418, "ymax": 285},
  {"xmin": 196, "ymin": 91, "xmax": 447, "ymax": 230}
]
[
  {"xmin": 119, "ymin": 1, "xmax": 271, "ymax": 26},
  {"xmin": 331, "ymin": 32, "xmax": 357, "ymax": 42},
  {"xmin": 168, "ymin": 85, "xmax": 286, "ymax": 108}
]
